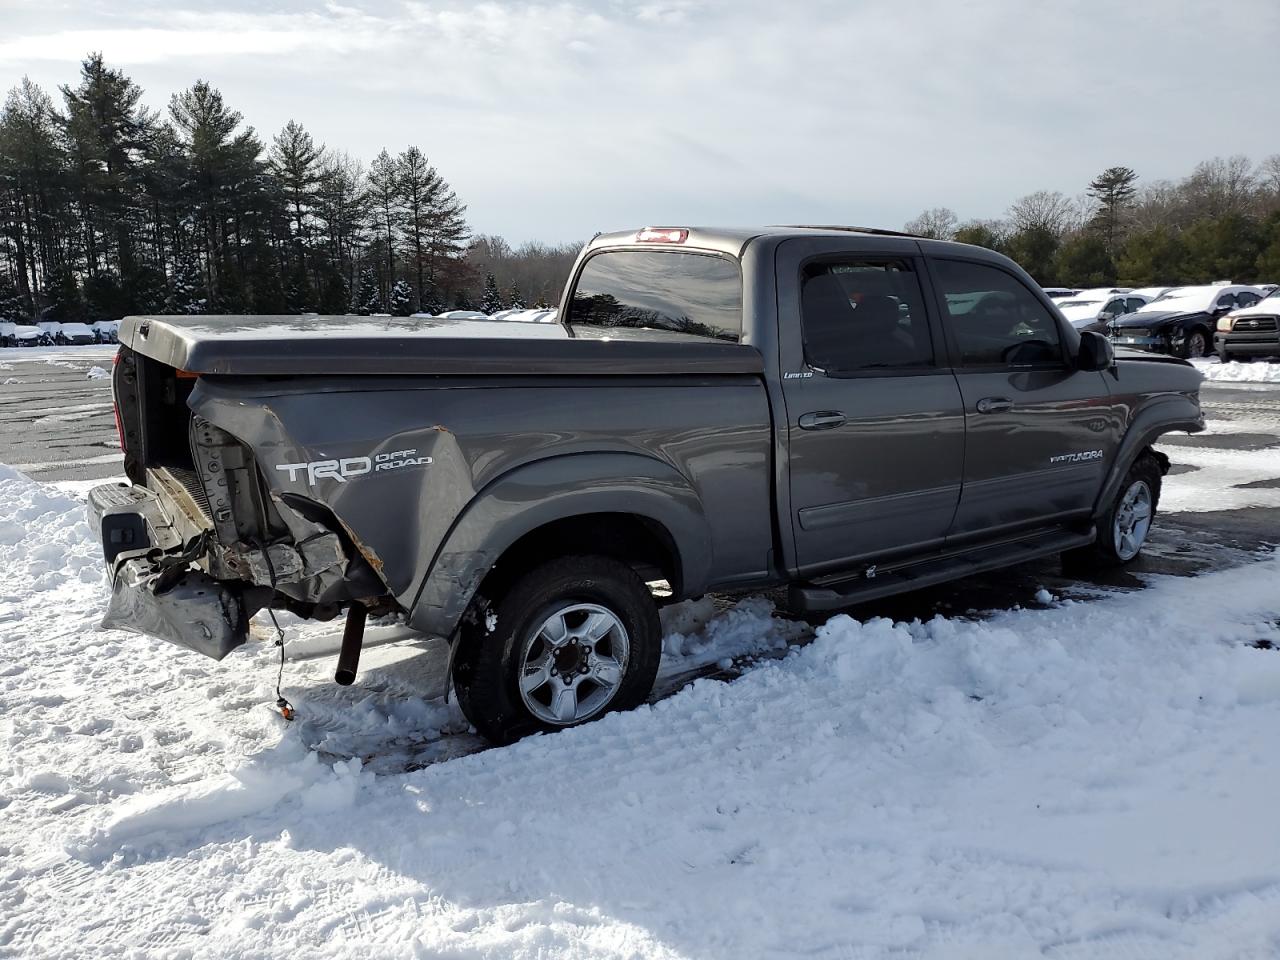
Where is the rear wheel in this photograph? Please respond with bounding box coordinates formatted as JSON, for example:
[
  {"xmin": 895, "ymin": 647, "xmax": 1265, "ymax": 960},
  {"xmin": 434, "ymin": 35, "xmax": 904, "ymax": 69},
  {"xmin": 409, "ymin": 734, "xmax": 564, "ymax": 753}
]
[{"xmin": 451, "ymin": 555, "xmax": 662, "ymax": 744}]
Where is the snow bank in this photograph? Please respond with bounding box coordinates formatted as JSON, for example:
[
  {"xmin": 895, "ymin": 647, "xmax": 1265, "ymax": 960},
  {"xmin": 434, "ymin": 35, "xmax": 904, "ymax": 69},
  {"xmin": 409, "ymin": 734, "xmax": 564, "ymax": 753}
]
[
  {"xmin": 1191, "ymin": 357, "xmax": 1280, "ymax": 383},
  {"xmin": 3, "ymin": 465, "xmax": 1280, "ymax": 958}
]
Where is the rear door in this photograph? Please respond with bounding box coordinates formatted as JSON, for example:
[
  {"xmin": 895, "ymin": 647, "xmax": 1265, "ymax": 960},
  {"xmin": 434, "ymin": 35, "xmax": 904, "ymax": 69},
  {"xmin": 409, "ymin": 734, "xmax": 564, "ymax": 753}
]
[
  {"xmin": 776, "ymin": 236, "xmax": 965, "ymax": 576},
  {"xmin": 927, "ymin": 256, "xmax": 1118, "ymax": 539}
]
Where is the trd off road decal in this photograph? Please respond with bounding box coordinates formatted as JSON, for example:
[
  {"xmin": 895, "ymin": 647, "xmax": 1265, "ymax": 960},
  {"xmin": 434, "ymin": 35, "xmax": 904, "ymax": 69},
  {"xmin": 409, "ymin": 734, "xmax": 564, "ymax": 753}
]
[
  {"xmin": 276, "ymin": 448, "xmax": 432, "ymax": 486},
  {"xmin": 1048, "ymin": 450, "xmax": 1103, "ymax": 465}
]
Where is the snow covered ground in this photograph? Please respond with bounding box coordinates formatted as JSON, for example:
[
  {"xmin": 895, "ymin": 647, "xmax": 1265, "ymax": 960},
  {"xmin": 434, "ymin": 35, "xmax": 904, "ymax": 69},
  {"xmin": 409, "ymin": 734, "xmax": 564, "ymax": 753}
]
[
  {"xmin": 4, "ymin": 349, "xmax": 1280, "ymax": 957},
  {"xmin": 3, "ymin": 457, "xmax": 1280, "ymax": 958},
  {"xmin": 1190, "ymin": 356, "xmax": 1280, "ymax": 383}
]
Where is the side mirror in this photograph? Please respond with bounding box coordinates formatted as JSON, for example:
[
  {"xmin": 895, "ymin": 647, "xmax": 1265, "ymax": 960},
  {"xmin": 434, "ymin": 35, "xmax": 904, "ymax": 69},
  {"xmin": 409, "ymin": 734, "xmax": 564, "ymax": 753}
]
[
  {"xmin": 1077, "ymin": 330, "xmax": 1114, "ymax": 371},
  {"xmin": 1097, "ymin": 311, "xmax": 1114, "ymax": 322},
  {"xmin": 1213, "ymin": 302, "xmax": 1233, "ymax": 314}
]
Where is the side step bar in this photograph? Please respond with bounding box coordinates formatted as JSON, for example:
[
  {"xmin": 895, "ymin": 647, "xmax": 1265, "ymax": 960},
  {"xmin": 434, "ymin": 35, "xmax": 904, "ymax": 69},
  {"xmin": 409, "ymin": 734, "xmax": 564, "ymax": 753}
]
[{"xmin": 790, "ymin": 526, "xmax": 1096, "ymax": 613}]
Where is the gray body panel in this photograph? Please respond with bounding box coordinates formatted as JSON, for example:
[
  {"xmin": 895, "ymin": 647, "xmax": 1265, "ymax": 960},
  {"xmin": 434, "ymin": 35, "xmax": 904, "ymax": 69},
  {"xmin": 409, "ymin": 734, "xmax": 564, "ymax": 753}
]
[
  {"xmin": 100, "ymin": 225, "xmax": 1205, "ymax": 657},
  {"xmin": 189, "ymin": 374, "xmax": 775, "ymax": 631}
]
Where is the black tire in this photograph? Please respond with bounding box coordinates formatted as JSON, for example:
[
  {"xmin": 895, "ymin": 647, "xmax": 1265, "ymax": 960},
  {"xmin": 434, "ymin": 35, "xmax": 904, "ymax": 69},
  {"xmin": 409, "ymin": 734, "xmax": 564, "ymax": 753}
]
[
  {"xmin": 451, "ymin": 555, "xmax": 662, "ymax": 745},
  {"xmin": 1068, "ymin": 453, "xmax": 1163, "ymax": 568},
  {"xmin": 1183, "ymin": 328, "xmax": 1209, "ymax": 359},
  {"xmin": 1217, "ymin": 348, "xmax": 1231, "ymax": 363}
]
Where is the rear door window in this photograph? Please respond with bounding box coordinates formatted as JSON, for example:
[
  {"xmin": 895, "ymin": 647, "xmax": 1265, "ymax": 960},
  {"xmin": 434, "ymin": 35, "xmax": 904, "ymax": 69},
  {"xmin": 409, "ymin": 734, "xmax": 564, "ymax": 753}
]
[
  {"xmin": 567, "ymin": 250, "xmax": 742, "ymax": 342},
  {"xmin": 933, "ymin": 259, "xmax": 1064, "ymax": 368},
  {"xmin": 799, "ymin": 259, "xmax": 934, "ymax": 372}
]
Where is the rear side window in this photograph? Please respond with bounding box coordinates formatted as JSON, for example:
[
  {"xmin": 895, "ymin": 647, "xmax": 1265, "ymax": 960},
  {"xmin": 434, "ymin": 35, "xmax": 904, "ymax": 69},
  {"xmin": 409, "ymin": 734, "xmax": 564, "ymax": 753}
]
[
  {"xmin": 567, "ymin": 250, "xmax": 742, "ymax": 342},
  {"xmin": 800, "ymin": 259, "xmax": 934, "ymax": 372},
  {"xmin": 933, "ymin": 259, "xmax": 1063, "ymax": 367}
]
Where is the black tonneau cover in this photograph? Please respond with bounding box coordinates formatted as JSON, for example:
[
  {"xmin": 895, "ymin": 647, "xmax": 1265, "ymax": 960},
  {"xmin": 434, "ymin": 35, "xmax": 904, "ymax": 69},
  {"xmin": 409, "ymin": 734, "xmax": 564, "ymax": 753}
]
[{"xmin": 120, "ymin": 315, "xmax": 764, "ymax": 377}]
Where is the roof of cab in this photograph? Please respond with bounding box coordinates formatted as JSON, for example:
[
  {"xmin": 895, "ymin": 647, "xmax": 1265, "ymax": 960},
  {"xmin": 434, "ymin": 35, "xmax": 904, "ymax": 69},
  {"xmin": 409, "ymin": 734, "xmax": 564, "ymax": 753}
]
[{"xmin": 585, "ymin": 225, "xmax": 925, "ymax": 259}]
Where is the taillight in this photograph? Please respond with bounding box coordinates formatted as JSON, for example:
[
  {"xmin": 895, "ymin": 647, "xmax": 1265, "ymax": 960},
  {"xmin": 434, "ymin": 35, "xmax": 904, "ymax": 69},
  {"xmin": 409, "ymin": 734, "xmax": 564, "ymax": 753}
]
[
  {"xmin": 111, "ymin": 350, "xmax": 126, "ymax": 453},
  {"xmin": 636, "ymin": 227, "xmax": 688, "ymax": 244}
]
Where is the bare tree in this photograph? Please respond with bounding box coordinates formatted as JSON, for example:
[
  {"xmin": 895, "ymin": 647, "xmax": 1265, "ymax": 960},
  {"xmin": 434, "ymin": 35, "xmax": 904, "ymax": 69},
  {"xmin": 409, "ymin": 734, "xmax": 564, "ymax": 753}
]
[
  {"xmin": 1006, "ymin": 190, "xmax": 1074, "ymax": 236},
  {"xmin": 1182, "ymin": 155, "xmax": 1256, "ymax": 219},
  {"xmin": 902, "ymin": 207, "xmax": 958, "ymax": 239}
]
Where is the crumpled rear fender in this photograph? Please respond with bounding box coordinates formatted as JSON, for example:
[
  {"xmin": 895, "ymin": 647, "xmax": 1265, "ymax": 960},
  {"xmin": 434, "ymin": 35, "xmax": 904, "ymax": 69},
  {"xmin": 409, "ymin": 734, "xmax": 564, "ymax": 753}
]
[{"xmin": 408, "ymin": 452, "xmax": 712, "ymax": 640}]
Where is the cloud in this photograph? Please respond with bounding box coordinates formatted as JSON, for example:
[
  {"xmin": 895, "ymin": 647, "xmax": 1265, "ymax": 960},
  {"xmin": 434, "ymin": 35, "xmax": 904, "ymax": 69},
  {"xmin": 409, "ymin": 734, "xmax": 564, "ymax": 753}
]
[
  {"xmin": 1, "ymin": 0, "xmax": 1278, "ymax": 244},
  {"xmin": 0, "ymin": 8, "xmax": 389, "ymax": 64}
]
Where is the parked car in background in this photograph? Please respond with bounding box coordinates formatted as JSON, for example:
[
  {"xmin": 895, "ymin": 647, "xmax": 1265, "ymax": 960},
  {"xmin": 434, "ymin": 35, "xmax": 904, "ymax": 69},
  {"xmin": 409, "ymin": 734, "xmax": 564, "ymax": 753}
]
[
  {"xmin": 1057, "ymin": 292, "xmax": 1152, "ymax": 333},
  {"xmin": 1041, "ymin": 287, "xmax": 1079, "ymax": 300},
  {"xmin": 1127, "ymin": 286, "xmax": 1178, "ymax": 302},
  {"xmin": 1109, "ymin": 284, "xmax": 1265, "ymax": 357},
  {"xmin": 5, "ymin": 323, "xmax": 49, "ymax": 347},
  {"xmin": 91, "ymin": 320, "xmax": 120, "ymax": 344},
  {"xmin": 1215, "ymin": 287, "xmax": 1280, "ymax": 361},
  {"xmin": 55, "ymin": 322, "xmax": 98, "ymax": 345},
  {"xmin": 0, "ymin": 321, "xmax": 15, "ymax": 346},
  {"xmin": 434, "ymin": 310, "xmax": 491, "ymax": 320}
]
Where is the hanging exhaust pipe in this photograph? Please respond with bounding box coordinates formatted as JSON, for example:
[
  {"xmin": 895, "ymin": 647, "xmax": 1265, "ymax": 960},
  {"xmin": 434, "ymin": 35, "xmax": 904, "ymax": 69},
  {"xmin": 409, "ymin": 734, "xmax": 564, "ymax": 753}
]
[{"xmin": 334, "ymin": 604, "xmax": 368, "ymax": 685}]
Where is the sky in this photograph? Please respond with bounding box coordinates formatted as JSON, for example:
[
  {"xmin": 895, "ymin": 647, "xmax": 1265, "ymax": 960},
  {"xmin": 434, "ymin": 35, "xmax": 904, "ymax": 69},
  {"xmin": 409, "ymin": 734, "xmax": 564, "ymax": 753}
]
[{"xmin": 1, "ymin": 0, "xmax": 1279, "ymax": 245}]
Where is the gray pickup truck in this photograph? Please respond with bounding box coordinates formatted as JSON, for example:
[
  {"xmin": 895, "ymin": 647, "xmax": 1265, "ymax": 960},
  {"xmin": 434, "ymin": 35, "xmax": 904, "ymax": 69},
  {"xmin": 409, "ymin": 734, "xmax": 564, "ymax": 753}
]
[{"xmin": 92, "ymin": 226, "xmax": 1203, "ymax": 743}]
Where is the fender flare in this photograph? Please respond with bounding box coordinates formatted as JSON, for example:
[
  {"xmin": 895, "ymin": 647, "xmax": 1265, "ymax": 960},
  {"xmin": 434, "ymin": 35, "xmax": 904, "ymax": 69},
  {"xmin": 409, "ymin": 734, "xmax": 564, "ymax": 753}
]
[
  {"xmin": 408, "ymin": 452, "xmax": 713, "ymax": 639},
  {"xmin": 1093, "ymin": 394, "xmax": 1203, "ymax": 517}
]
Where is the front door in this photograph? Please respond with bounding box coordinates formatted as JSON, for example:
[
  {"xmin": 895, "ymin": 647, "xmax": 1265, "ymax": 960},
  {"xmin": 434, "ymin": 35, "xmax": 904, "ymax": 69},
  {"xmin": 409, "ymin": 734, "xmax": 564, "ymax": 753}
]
[
  {"xmin": 776, "ymin": 237, "xmax": 966, "ymax": 576},
  {"xmin": 927, "ymin": 257, "xmax": 1117, "ymax": 538}
]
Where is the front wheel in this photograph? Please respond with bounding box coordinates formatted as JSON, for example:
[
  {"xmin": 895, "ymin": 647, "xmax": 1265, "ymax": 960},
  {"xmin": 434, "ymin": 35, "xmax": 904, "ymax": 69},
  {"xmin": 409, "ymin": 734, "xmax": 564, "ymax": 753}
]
[
  {"xmin": 1183, "ymin": 329, "xmax": 1209, "ymax": 358},
  {"xmin": 451, "ymin": 555, "xmax": 662, "ymax": 744},
  {"xmin": 1073, "ymin": 454, "xmax": 1163, "ymax": 567}
]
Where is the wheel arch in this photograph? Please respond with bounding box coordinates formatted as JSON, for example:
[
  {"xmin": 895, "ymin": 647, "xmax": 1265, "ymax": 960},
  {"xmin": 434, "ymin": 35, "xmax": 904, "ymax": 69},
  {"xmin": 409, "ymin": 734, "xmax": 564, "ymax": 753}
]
[
  {"xmin": 408, "ymin": 452, "xmax": 712, "ymax": 640},
  {"xmin": 1093, "ymin": 395, "xmax": 1199, "ymax": 519}
]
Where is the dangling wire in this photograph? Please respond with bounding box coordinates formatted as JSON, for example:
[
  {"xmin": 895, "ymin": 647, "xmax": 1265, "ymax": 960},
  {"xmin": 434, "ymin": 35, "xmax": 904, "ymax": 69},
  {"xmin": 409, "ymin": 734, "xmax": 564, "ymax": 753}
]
[{"xmin": 258, "ymin": 540, "xmax": 294, "ymax": 721}]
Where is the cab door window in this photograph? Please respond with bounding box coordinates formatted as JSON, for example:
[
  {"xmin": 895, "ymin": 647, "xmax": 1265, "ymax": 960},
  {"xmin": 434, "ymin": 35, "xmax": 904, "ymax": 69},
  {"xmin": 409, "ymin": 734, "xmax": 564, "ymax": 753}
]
[
  {"xmin": 933, "ymin": 259, "xmax": 1063, "ymax": 368},
  {"xmin": 799, "ymin": 259, "xmax": 935, "ymax": 373}
]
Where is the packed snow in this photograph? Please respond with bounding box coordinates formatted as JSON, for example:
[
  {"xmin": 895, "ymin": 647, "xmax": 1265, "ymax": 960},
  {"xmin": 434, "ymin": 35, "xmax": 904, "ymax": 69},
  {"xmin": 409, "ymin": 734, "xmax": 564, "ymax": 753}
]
[
  {"xmin": 2, "ymin": 461, "xmax": 1280, "ymax": 958},
  {"xmin": 1190, "ymin": 357, "xmax": 1280, "ymax": 383}
]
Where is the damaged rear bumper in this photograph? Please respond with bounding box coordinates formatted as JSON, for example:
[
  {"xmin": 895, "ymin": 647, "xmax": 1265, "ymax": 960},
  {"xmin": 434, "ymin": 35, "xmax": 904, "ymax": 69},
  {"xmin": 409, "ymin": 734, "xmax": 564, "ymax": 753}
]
[{"xmin": 89, "ymin": 482, "xmax": 256, "ymax": 660}]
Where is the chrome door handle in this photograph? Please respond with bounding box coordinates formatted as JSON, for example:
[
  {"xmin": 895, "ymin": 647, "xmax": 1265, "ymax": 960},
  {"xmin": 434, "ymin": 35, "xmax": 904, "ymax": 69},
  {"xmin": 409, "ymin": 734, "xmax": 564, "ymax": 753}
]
[
  {"xmin": 975, "ymin": 397, "xmax": 1014, "ymax": 414},
  {"xmin": 798, "ymin": 411, "xmax": 846, "ymax": 430}
]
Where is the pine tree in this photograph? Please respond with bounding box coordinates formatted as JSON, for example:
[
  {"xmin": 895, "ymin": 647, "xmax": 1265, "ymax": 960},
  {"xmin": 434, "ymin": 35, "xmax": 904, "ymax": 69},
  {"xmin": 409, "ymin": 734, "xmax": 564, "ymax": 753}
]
[
  {"xmin": 354, "ymin": 268, "xmax": 382, "ymax": 314},
  {"xmin": 480, "ymin": 272, "xmax": 502, "ymax": 314},
  {"xmin": 44, "ymin": 262, "xmax": 83, "ymax": 321},
  {"xmin": 388, "ymin": 278, "xmax": 412, "ymax": 315},
  {"xmin": 0, "ymin": 273, "xmax": 29, "ymax": 320},
  {"xmin": 60, "ymin": 54, "xmax": 156, "ymax": 280},
  {"xmin": 366, "ymin": 149, "xmax": 399, "ymax": 301},
  {"xmin": 395, "ymin": 146, "xmax": 468, "ymax": 311},
  {"xmin": 269, "ymin": 120, "xmax": 323, "ymax": 243},
  {"xmin": 165, "ymin": 248, "xmax": 207, "ymax": 313},
  {"xmin": 1088, "ymin": 166, "xmax": 1139, "ymax": 256},
  {"xmin": 505, "ymin": 286, "xmax": 525, "ymax": 310}
]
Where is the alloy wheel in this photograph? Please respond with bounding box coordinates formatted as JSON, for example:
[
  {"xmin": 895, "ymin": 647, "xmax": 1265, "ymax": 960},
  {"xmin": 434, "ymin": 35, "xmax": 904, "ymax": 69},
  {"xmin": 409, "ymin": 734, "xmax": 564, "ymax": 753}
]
[{"xmin": 517, "ymin": 602, "xmax": 630, "ymax": 725}]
